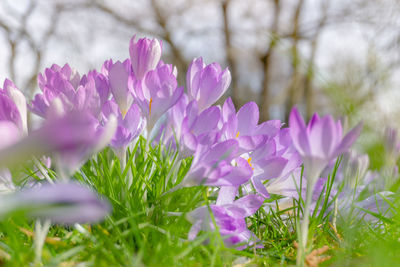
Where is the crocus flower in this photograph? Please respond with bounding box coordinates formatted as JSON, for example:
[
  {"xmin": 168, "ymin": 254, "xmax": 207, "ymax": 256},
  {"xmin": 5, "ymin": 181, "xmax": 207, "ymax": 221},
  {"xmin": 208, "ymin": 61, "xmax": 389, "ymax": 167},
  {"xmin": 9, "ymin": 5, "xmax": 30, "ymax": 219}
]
[
  {"xmin": 131, "ymin": 64, "xmax": 183, "ymax": 133},
  {"xmin": 187, "ymin": 195, "xmax": 264, "ymax": 250},
  {"xmin": 101, "ymin": 100, "xmax": 144, "ymax": 149},
  {"xmin": 160, "ymin": 94, "xmax": 190, "ymax": 148},
  {"xmin": 0, "ymin": 111, "xmax": 117, "ymax": 175},
  {"xmin": 289, "ymin": 106, "xmax": 362, "ymax": 265},
  {"xmin": 30, "ymin": 64, "xmax": 107, "ymax": 118},
  {"xmin": 187, "ymin": 57, "xmax": 231, "ymax": 112},
  {"xmin": 107, "ymin": 59, "xmax": 134, "ymax": 116},
  {"xmin": 163, "ymin": 97, "xmax": 221, "ymax": 157},
  {"xmin": 289, "ymin": 107, "xmax": 363, "ymax": 184},
  {"xmin": 242, "ymin": 128, "xmax": 302, "ymax": 199},
  {"xmin": 220, "ymin": 98, "xmax": 282, "ymax": 154},
  {"xmin": 0, "ymin": 182, "xmax": 111, "ymax": 224},
  {"xmin": 129, "ymin": 35, "xmax": 162, "ymax": 80},
  {"xmin": 2, "ymin": 79, "xmax": 27, "ymax": 134},
  {"xmin": 0, "ymin": 79, "xmax": 29, "ymax": 138},
  {"xmin": 181, "ymin": 140, "xmax": 252, "ymax": 187}
]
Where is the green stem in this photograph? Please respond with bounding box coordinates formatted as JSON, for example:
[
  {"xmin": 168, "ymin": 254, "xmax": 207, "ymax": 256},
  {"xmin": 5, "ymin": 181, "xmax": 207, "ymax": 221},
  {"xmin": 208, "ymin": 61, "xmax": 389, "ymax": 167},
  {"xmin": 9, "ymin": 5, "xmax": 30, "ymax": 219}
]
[
  {"xmin": 33, "ymin": 157, "xmax": 53, "ymax": 184},
  {"xmin": 34, "ymin": 219, "xmax": 51, "ymax": 265},
  {"xmin": 296, "ymin": 173, "xmax": 318, "ymax": 267},
  {"xmin": 115, "ymin": 147, "xmax": 131, "ymax": 186}
]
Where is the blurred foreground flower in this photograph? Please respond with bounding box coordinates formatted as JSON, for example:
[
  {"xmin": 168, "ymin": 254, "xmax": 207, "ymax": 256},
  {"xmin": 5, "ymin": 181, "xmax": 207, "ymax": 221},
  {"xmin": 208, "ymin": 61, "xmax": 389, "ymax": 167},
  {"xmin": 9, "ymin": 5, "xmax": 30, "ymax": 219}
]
[
  {"xmin": 0, "ymin": 111, "xmax": 116, "ymax": 175},
  {"xmin": 0, "ymin": 182, "xmax": 111, "ymax": 224}
]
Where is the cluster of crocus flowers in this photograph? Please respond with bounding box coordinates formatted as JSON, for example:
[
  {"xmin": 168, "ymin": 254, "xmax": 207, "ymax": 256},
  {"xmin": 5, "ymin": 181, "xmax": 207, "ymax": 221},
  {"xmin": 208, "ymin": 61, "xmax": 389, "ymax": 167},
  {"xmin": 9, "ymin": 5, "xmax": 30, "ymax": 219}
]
[
  {"xmin": 2, "ymin": 34, "xmax": 393, "ymax": 262},
  {"xmin": 0, "ymin": 68, "xmax": 115, "ymax": 263},
  {"xmin": 0, "ymin": 81, "xmax": 115, "ymax": 214}
]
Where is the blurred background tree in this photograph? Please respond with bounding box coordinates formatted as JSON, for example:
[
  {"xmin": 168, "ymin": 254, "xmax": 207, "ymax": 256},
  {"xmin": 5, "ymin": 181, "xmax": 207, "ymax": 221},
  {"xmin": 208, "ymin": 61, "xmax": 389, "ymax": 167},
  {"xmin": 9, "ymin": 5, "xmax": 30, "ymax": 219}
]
[{"xmin": 0, "ymin": 0, "xmax": 399, "ymax": 134}]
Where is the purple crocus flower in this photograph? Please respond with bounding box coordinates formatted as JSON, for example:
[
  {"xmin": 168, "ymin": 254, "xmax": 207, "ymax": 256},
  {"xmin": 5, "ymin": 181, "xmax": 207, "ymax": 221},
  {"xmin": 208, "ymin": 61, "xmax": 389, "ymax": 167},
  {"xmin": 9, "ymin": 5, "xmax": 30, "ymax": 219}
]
[
  {"xmin": 187, "ymin": 57, "xmax": 231, "ymax": 112},
  {"xmin": 131, "ymin": 64, "xmax": 183, "ymax": 133},
  {"xmin": 0, "ymin": 111, "xmax": 117, "ymax": 174},
  {"xmin": 289, "ymin": 107, "xmax": 363, "ymax": 182},
  {"xmin": 242, "ymin": 128, "xmax": 302, "ymax": 199},
  {"xmin": 0, "ymin": 93, "xmax": 24, "ymax": 133},
  {"xmin": 221, "ymin": 97, "xmax": 282, "ymax": 154},
  {"xmin": 30, "ymin": 64, "xmax": 107, "ymax": 118},
  {"xmin": 129, "ymin": 35, "xmax": 162, "ymax": 80},
  {"xmin": 289, "ymin": 107, "xmax": 362, "ymax": 264},
  {"xmin": 101, "ymin": 99, "xmax": 144, "ymax": 148},
  {"xmin": 0, "ymin": 182, "xmax": 111, "ymax": 224},
  {"xmin": 1, "ymin": 79, "xmax": 27, "ymax": 134},
  {"xmin": 160, "ymin": 93, "xmax": 190, "ymax": 147},
  {"xmin": 181, "ymin": 140, "xmax": 252, "ymax": 187},
  {"xmin": 187, "ymin": 194, "xmax": 264, "ymax": 250},
  {"xmin": 162, "ymin": 96, "xmax": 221, "ymax": 157},
  {"xmin": 107, "ymin": 59, "xmax": 134, "ymax": 116},
  {"xmin": 0, "ymin": 80, "xmax": 28, "ymax": 194}
]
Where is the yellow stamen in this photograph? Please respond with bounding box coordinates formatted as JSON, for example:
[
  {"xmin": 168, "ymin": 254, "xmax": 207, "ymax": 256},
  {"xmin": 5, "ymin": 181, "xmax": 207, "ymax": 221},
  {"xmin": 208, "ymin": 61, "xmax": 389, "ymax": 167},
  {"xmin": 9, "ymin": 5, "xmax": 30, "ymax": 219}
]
[
  {"xmin": 121, "ymin": 109, "xmax": 127, "ymax": 119},
  {"xmin": 149, "ymin": 98, "xmax": 153, "ymax": 116},
  {"xmin": 235, "ymin": 131, "xmax": 240, "ymax": 138},
  {"xmin": 247, "ymin": 157, "xmax": 252, "ymax": 167},
  {"xmin": 247, "ymin": 157, "xmax": 254, "ymax": 170}
]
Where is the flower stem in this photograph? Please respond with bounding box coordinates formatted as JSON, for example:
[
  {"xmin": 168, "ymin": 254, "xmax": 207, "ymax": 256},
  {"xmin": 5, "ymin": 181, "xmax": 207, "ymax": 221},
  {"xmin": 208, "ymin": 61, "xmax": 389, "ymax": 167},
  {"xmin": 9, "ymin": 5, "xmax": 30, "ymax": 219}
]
[
  {"xmin": 34, "ymin": 219, "xmax": 51, "ymax": 265},
  {"xmin": 115, "ymin": 147, "xmax": 131, "ymax": 187},
  {"xmin": 33, "ymin": 157, "xmax": 53, "ymax": 184},
  {"xmin": 296, "ymin": 174, "xmax": 317, "ymax": 267}
]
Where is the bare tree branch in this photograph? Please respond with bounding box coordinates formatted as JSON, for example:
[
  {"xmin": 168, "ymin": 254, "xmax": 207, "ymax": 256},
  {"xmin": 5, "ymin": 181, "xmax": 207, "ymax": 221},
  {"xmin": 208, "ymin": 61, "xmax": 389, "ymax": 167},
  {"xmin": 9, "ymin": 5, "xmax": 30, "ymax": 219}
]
[
  {"xmin": 259, "ymin": 0, "xmax": 281, "ymax": 122},
  {"xmin": 221, "ymin": 0, "xmax": 240, "ymax": 106},
  {"xmin": 150, "ymin": 0, "xmax": 187, "ymax": 85},
  {"xmin": 304, "ymin": 0, "xmax": 330, "ymax": 119},
  {"xmin": 284, "ymin": 0, "xmax": 305, "ymax": 120},
  {"xmin": 89, "ymin": 1, "xmax": 160, "ymax": 36}
]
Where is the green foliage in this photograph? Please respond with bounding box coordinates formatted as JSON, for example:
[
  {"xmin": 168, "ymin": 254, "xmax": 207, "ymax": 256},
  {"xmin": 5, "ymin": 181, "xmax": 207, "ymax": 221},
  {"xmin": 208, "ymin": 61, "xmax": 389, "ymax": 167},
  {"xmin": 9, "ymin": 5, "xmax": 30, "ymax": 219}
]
[{"xmin": 0, "ymin": 138, "xmax": 399, "ymax": 266}]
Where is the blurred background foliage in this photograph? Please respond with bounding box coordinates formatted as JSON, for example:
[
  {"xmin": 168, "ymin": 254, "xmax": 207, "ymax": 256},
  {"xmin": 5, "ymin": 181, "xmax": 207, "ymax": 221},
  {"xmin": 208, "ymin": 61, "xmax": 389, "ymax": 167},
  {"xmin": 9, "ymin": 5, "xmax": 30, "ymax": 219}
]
[{"xmin": 0, "ymin": 0, "xmax": 400, "ymax": 167}]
